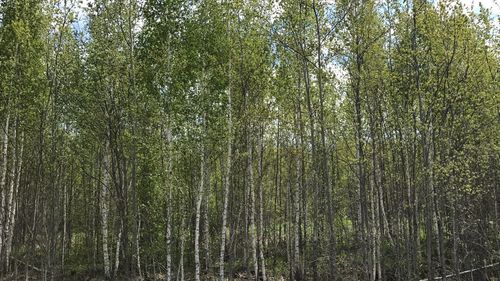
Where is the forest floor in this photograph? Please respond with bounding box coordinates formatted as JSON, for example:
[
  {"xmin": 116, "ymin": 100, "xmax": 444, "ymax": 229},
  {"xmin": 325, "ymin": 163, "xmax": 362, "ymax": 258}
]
[{"xmin": 0, "ymin": 270, "xmax": 284, "ymax": 281}]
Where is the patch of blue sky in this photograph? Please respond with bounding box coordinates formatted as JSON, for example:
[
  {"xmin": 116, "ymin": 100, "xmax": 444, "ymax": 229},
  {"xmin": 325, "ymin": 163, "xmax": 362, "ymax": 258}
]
[{"xmin": 71, "ymin": 0, "xmax": 91, "ymax": 42}]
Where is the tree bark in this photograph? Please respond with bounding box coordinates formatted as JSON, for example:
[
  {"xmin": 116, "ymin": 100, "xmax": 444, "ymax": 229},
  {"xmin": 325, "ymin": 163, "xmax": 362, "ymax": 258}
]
[
  {"xmin": 204, "ymin": 161, "xmax": 211, "ymax": 273},
  {"xmin": 312, "ymin": 1, "xmax": 336, "ymax": 277},
  {"xmin": 178, "ymin": 215, "xmax": 186, "ymax": 281},
  {"xmin": 114, "ymin": 219, "xmax": 123, "ymax": 277},
  {"xmin": 219, "ymin": 84, "xmax": 232, "ymax": 281},
  {"xmin": 101, "ymin": 143, "xmax": 111, "ymax": 279},
  {"xmin": 301, "ymin": 50, "xmax": 318, "ymax": 281},
  {"xmin": 195, "ymin": 141, "xmax": 206, "ymax": 281},
  {"xmin": 354, "ymin": 47, "xmax": 369, "ymax": 281},
  {"xmin": 0, "ymin": 113, "xmax": 10, "ymax": 260},
  {"xmin": 4, "ymin": 118, "xmax": 16, "ymax": 270},
  {"xmin": 294, "ymin": 104, "xmax": 302, "ymax": 280},
  {"xmin": 165, "ymin": 125, "xmax": 173, "ymax": 281},
  {"xmin": 5, "ymin": 129, "xmax": 22, "ymax": 270},
  {"xmin": 257, "ymin": 127, "xmax": 267, "ymax": 281},
  {"xmin": 248, "ymin": 130, "xmax": 258, "ymax": 280}
]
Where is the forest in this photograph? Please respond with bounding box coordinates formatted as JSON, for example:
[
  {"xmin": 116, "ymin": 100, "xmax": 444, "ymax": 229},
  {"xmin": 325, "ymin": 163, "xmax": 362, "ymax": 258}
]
[{"xmin": 0, "ymin": 0, "xmax": 499, "ymax": 280}]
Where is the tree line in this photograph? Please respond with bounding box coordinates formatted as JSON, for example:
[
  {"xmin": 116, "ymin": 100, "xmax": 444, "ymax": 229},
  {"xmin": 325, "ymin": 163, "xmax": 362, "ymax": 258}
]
[{"xmin": 0, "ymin": 0, "xmax": 498, "ymax": 280}]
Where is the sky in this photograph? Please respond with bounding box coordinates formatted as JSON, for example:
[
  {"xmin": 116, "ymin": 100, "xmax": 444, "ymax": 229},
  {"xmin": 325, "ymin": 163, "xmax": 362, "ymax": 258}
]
[
  {"xmin": 74, "ymin": 0, "xmax": 500, "ymax": 18},
  {"xmin": 72, "ymin": 0, "xmax": 498, "ymax": 40},
  {"xmin": 459, "ymin": 0, "xmax": 499, "ymax": 14}
]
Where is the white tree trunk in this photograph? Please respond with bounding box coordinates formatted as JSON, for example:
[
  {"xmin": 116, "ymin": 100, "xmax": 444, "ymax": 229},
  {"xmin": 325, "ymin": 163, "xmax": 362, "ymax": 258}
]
[
  {"xmin": 114, "ymin": 219, "xmax": 123, "ymax": 277},
  {"xmin": 195, "ymin": 144, "xmax": 205, "ymax": 281},
  {"xmin": 5, "ymin": 130, "xmax": 22, "ymax": 269},
  {"xmin": 0, "ymin": 113, "xmax": 10, "ymax": 258},
  {"xmin": 248, "ymin": 132, "xmax": 258, "ymax": 280},
  {"xmin": 4, "ymin": 120, "xmax": 16, "ymax": 269},
  {"xmin": 294, "ymin": 129, "xmax": 301, "ymax": 279},
  {"xmin": 165, "ymin": 126, "xmax": 173, "ymax": 281},
  {"xmin": 178, "ymin": 217, "xmax": 185, "ymax": 281},
  {"xmin": 219, "ymin": 70, "xmax": 233, "ymax": 281},
  {"xmin": 257, "ymin": 129, "xmax": 267, "ymax": 281},
  {"xmin": 62, "ymin": 182, "xmax": 67, "ymax": 271},
  {"xmin": 136, "ymin": 209, "xmax": 142, "ymax": 279},
  {"xmin": 101, "ymin": 144, "xmax": 111, "ymax": 279},
  {"xmin": 203, "ymin": 174, "xmax": 211, "ymax": 273}
]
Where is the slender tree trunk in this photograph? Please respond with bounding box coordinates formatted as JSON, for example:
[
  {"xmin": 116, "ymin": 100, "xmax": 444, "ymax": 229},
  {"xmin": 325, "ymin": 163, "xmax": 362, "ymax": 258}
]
[
  {"xmin": 5, "ymin": 130, "xmax": 22, "ymax": 269},
  {"xmin": 272, "ymin": 115, "xmax": 281, "ymax": 278},
  {"xmin": 369, "ymin": 174, "xmax": 376, "ymax": 281},
  {"xmin": 165, "ymin": 125, "xmax": 173, "ymax": 281},
  {"xmin": 131, "ymin": 151, "xmax": 141, "ymax": 279},
  {"xmin": 4, "ymin": 118, "xmax": 16, "ymax": 270},
  {"xmin": 402, "ymin": 128, "xmax": 419, "ymax": 280},
  {"xmin": 0, "ymin": 113, "xmax": 10, "ymax": 260},
  {"xmin": 429, "ymin": 120, "xmax": 437, "ymax": 281},
  {"xmin": 136, "ymin": 208, "xmax": 142, "ymax": 279},
  {"xmin": 62, "ymin": 179, "xmax": 67, "ymax": 274},
  {"xmin": 114, "ymin": 219, "xmax": 123, "ymax": 277},
  {"xmin": 424, "ymin": 138, "xmax": 434, "ymax": 281},
  {"xmin": 452, "ymin": 181, "xmax": 460, "ymax": 281},
  {"xmin": 312, "ymin": 1, "xmax": 336, "ymax": 278},
  {"xmin": 369, "ymin": 112, "xmax": 385, "ymax": 280},
  {"xmin": 294, "ymin": 104, "xmax": 302, "ymax": 280},
  {"xmin": 219, "ymin": 85, "xmax": 232, "ymax": 281},
  {"xmin": 435, "ymin": 186, "xmax": 446, "ymax": 280},
  {"xmin": 273, "ymin": 116, "xmax": 280, "ymax": 253},
  {"xmin": 375, "ymin": 151, "xmax": 384, "ymax": 280},
  {"xmin": 195, "ymin": 141, "xmax": 206, "ymax": 281},
  {"xmin": 93, "ymin": 165, "xmax": 99, "ymax": 272},
  {"xmin": 178, "ymin": 215, "xmax": 185, "ymax": 281},
  {"xmin": 248, "ymin": 128, "xmax": 258, "ymax": 280},
  {"xmin": 301, "ymin": 53, "xmax": 318, "ymax": 281},
  {"xmin": 257, "ymin": 127, "xmax": 266, "ymax": 281},
  {"xmin": 204, "ymin": 163, "xmax": 211, "ymax": 274},
  {"xmin": 418, "ymin": 82, "xmax": 434, "ymax": 281},
  {"xmin": 354, "ymin": 49, "xmax": 369, "ymax": 280},
  {"xmin": 101, "ymin": 144, "xmax": 111, "ymax": 279},
  {"xmin": 297, "ymin": 79, "xmax": 307, "ymax": 279},
  {"xmin": 286, "ymin": 158, "xmax": 293, "ymax": 281}
]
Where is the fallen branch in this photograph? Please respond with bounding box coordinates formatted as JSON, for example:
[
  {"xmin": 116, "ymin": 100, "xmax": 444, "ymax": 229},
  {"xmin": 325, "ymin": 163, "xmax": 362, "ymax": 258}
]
[
  {"xmin": 419, "ymin": 262, "xmax": 500, "ymax": 281},
  {"xmin": 11, "ymin": 258, "xmax": 44, "ymax": 272}
]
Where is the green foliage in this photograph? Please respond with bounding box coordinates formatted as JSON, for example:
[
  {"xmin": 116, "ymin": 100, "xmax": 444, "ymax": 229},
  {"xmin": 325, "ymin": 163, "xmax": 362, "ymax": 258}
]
[{"xmin": 0, "ymin": 0, "xmax": 498, "ymax": 280}]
